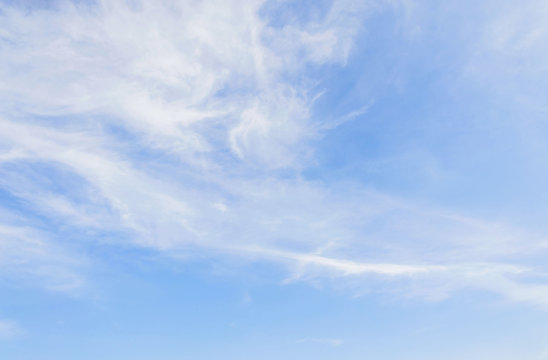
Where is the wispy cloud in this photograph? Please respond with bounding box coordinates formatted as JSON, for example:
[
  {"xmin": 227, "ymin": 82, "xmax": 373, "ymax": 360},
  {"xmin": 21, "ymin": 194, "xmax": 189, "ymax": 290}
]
[
  {"xmin": 0, "ymin": 215, "xmax": 86, "ymax": 293},
  {"xmin": 0, "ymin": 0, "xmax": 547, "ymax": 308},
  {"xmin": 0, "ymin": 320, "xmax": 23, "ymax": 340},
  {"xmin": 296, "ymin": 337, "xmax": 343, "ymax": 347}
]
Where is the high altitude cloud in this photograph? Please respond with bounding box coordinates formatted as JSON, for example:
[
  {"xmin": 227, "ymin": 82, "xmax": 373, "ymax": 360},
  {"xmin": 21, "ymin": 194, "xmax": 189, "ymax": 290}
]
[
  {"xmin": 0, "ymin": 319, "xmax": 23, "ymax": 340},
  {"xmin": 1, "ymin": 0, "xmax": 547, "ymax": 306}
]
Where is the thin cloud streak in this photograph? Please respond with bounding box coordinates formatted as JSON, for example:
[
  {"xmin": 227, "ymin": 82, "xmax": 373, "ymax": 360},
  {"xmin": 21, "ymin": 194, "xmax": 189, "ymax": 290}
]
[
  {"xmin": 0, "ymin": 320, "xmax": 23, "ymax": 340},
  {"xmin": 296, "ymin": 337, "xmax": 344, "ymax": 347}
]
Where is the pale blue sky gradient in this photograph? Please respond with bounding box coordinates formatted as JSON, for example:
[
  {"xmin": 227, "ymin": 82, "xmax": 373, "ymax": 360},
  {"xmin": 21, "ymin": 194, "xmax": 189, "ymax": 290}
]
[{"xmin": 1, "ymin": 0, "xmax": 548, "ymax": 359}]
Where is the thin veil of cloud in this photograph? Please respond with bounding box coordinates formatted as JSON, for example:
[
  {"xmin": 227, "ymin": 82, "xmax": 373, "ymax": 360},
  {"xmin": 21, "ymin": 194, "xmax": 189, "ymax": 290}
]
[
  {"xmin": 0, "ymin": 0, "xmax": 547, "ymax": 307},
  {"xmin": 296, "ymin": 337, "xmax": 343, "ymax": 347},
  {"xmin": 0, "ymin": 319, "xmax": 23, "ymax": 340}
]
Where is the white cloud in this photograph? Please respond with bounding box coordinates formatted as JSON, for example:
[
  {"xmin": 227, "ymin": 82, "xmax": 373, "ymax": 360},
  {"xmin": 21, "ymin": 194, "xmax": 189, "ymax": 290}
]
[
  {"xmin": 0, "ymin": 320, "xmax": 24, "ymax": 340},
  {"xmin": 463, "ymin": 0, "xmax": 548, "ymax": 116},
  {"xmin": 296, "ymin": 337, "xmax": 343, "ymax": 347},
  {"xmin": 0, "ymin": 0, "xmax": 368, "ymax": 168},
  {"xmin": 0, "ymin": 214, "xmax": 86, "ymax": 293},
  {"xmin": 0, "ymin": 0, "xmax": 547, "ymax": 307}
]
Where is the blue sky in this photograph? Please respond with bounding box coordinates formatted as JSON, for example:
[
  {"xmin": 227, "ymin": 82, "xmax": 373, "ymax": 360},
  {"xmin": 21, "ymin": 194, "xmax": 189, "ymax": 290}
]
[{"xmin": 1, "ymin": 0, "xmax": 548, "ymax": 359}]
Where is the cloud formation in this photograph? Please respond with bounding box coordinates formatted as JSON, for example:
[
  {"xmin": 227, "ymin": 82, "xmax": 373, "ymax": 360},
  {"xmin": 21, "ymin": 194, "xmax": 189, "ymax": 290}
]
[
  {"xmin": 0, "ymin": 0, "xmax": 547, "ymax": 307},
  {"xmin": 296, "ymin": 337, "xmax": 343, "ymax": 347},
  {"xmin": 0, "ymin": 319, "xmax": 23, "ymax": 340}
]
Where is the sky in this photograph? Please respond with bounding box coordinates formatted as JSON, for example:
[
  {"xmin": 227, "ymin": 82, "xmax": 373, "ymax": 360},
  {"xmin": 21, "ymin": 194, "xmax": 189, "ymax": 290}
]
[{"xmin": 1, "ymin": 0, "xmax": 548, "ymax": 359}]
